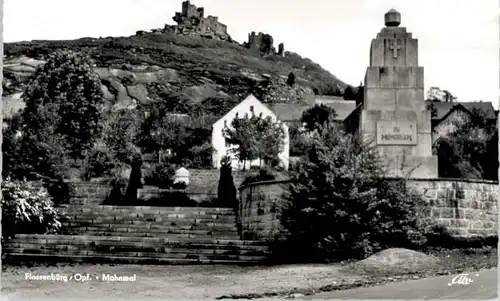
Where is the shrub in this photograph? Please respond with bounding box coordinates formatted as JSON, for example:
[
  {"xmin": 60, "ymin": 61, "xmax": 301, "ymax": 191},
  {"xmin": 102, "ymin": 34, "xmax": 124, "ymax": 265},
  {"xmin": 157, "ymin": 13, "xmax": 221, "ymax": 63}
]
[
  {"xmin": 241, "ymin": 167, "xmax": 276, "ymax": 186},
  {"xmin": 1, "ymin": 179, "xmax": 65, "ymax": 240},
  {"xmin": 171, "ymin": 181, "xmax": 187, "ymax": 190},
  {"xmin": 141, "ymin": 191, "xmax": 196, "ymax": 207},
  {"xmin": 103, "ymin": 164, "xmax": 130, "ymax": 205},
  {"xmin": 143, "ymin": 161, "xmax": 176, "ymax": 189},
  {"xmin": 280, "ymin": 122, "xmax": 427, "ymax": 262},
  {"xmin": 82, "ymin": 142, "xmax": 117, "ymax": 180}
]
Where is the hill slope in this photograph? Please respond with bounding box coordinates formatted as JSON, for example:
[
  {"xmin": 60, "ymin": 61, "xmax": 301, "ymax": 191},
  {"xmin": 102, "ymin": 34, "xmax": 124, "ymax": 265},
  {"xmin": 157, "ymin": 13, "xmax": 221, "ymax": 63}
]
[{"xmin": 3, "ymin": 32, "xmax": 348, "ymax": 118}]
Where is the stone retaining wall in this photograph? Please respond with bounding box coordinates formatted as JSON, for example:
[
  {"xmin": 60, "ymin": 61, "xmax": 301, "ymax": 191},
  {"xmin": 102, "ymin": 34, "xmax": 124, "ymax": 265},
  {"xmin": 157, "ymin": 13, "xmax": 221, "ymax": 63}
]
[
  {"xmin": 238, "ymin": 180, "xmax": 289, "ymax": 241},
  {"xmin": 238, "ymin": 178, "xmax": 499, "ymax": 241},
  {"xmin": 66, "ymin": 182, "xmax": 217, "ymax": 205},
  {"xmin": 407, "ymin": 178, "xmax": 498, "ymax": 237},
  {"xmin": 63, "ymin": 169, "xmax": 290, "ymax": 205}
]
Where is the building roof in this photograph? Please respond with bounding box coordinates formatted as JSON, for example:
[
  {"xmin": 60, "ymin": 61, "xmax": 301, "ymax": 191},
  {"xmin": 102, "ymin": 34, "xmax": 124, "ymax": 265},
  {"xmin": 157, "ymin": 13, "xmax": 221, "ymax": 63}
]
[
  {"xmin": 267, "ymin": 100, "xmax": 357, "ymax": 122},
  {"xmin": 304, "ymin": 94, "xmax": 345, "ymax": 105},
  {"xmin": 266, "ymin": 103, "xmax": 310, "ymax": 122},
  {"xmin": 429, "ymin": 101, "xmax": 496, "ymax": 121}
]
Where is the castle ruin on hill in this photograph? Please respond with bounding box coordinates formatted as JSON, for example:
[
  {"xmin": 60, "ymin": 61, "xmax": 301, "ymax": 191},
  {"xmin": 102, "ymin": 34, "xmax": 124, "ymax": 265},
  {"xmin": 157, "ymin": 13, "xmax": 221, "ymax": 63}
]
[
  {"xmin": 244, "ymin": 32, "xmax": 285, "ymax": 57},
  {"xmin": 137, "ymin": 1, "xmax": 285, "ymax": 57},
  {"xmin": 138, "ymin": 1, "xmax": 232, "ymax": 41}
]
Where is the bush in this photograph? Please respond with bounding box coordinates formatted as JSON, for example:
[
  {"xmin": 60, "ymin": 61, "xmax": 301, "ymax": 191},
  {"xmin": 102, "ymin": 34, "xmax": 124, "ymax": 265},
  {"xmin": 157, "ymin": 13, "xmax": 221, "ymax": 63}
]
[
  {"xmin": 141, "ymin": 190, "xmax": 197, "ymax": 207},
  {"xmin": 171, "ymin": 181, "xmax": 187, "ymax": 190},
  {"xmin": 1, "ymin": 179, "xmax": 65, "ymax": 240},
  {"xmin": 280, "ymin": 122, "xmax": 427, "ymax": 262},
  {"xmin": 103, "ymin": 164, "xmax": 130, "ymax": 205},
  {"xmin": 241, "ymin": 167, "xmax": 276, "ymax": 187},
  {"xmin": 82, "ymin": 143, "xmax": 117, "ymax": 180},
  {"xmin": 143, "ymin": 161, "xmax": 176, "ymax": 189}
]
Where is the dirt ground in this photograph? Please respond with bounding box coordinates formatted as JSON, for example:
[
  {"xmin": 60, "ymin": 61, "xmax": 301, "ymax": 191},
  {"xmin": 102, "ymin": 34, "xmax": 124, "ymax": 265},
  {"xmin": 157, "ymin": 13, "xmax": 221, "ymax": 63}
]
[
  {"xmin": 1, "ymin": 263, "xmax": 364, "ymax": 300},
  {"xmin": 2, "ymin": 248, "xmax": 496, "ymax": 300}
]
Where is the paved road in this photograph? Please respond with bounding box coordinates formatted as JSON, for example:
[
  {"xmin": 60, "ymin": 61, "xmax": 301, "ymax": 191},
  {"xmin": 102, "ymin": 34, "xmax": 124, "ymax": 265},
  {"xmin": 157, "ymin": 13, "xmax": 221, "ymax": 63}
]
[{"xmin": 303, "ymin": 268, "xmax": 498, "ymax": 299}]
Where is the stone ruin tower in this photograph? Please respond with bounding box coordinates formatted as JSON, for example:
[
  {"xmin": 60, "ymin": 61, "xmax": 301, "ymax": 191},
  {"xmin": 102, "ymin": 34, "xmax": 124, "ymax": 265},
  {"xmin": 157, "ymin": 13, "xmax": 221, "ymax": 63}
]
[
  {"xmin": 245, "ymin": 32, "xmax": 285, "ymax": 56},
  {"xmin": 169, "ymin": 0, "xmax": 231, "ymax": 41},
  {"xmin": 358, "ymin": 9, "xmax": 438, "ymax": 178}
]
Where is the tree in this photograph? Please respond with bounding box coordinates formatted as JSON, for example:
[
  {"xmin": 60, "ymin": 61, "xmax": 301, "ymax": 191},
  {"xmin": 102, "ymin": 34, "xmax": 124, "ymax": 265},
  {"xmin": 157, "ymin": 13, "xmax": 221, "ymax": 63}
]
[
  {"xmin": 192, "ymin": 96, "xmax": 238, "ymax": 118},
  {"xmin": 281, "ymin": 122, "xmax": 426, "ymax": 261},
  {"xmin": 137, "ymin": 100, "xmax": 214, "ymax": 168},
  {"xmin": 13, "ymin": 108, "xmax": 72, "ymax": 204},
  {"xmin": 355, "ymin": 82, "xmax": 364, "ymax": 105},
  {"xmin": 2, "ymin": 113, "xmax": 25, "ymax": 179},
  {"xmin": 223, "ymin": 113, "xmax": 286, "ymax": 170},
  {"xmin": 343, "ymin": 85, "xmax": 356, "ymax": 100},
  {"xmin": 442, "ymin": 90, "xmax": 457, "ymax": 103},
  {"xmin": 436, "ymin": 108, "xmax": 498, "ymax": 180},
  {"xmin": 301, "ymin": 104, "xmax": 337, "ymax": 132},
  {"xmin": 101, "ymin": 108, "xmax": 140, "ymax": 164},
  {"xmin": 136, "ymin": 102, "xmax": 189, "ymax": 155},
  {"xmin": 217, "ymin": 156, "xmax": 237, "ymax": 208},
  {"xmin": 286, "ymin": 72, "xmax": 296, "ymax": 87},
  {"xmin": 21, "ymin": 49, "xmax": 104, "ymax": 159},
  {"xmin": 426, "ymin": 87, "xmax": 457, "ymax": 103},
  {"xmin": 425, "ymin": 102, "xmax": 438, "ymax": 118}
]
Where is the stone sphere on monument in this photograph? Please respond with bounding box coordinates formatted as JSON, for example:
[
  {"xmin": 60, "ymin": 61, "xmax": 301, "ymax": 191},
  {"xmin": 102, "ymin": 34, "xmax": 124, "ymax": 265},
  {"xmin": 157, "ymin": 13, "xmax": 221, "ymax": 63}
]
[{"xmin": 385, "ymin": 9, "xmax": 401, "ymax": 27}]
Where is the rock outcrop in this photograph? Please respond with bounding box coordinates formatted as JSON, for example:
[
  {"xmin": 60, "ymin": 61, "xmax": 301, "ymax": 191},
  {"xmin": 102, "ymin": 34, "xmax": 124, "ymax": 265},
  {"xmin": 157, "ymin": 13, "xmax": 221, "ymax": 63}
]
[{"xmin": 3, "ymin": 24, "xmax": 347, "ymax": 120}]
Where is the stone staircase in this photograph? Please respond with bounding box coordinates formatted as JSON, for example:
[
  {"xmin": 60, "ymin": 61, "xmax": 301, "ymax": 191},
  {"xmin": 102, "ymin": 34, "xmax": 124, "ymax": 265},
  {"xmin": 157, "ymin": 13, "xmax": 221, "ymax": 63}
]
[{"xmin": 2, "ymin": 204, "xmax": 271, "ymax": 265}]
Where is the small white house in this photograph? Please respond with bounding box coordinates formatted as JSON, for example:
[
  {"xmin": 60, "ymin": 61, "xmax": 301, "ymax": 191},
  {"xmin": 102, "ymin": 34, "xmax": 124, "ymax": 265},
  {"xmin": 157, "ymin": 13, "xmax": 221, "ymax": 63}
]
[{"xmin": 211, "ymin": 94, "xmax": 290, "ymax": 171}]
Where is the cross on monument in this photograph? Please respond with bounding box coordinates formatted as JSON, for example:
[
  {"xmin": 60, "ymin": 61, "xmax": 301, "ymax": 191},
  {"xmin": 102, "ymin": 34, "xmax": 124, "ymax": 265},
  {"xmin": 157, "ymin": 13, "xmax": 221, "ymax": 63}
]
[{"xmin": 389, "ymin": 39, "xmax": 400, "ymax": 58}]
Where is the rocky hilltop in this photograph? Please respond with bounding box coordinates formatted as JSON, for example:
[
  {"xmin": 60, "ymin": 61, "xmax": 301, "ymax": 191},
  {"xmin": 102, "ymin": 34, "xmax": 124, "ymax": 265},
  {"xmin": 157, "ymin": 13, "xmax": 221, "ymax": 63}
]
[{"xmin": 3, "ymin": 1, "xmax": 347, "ymax": 118}]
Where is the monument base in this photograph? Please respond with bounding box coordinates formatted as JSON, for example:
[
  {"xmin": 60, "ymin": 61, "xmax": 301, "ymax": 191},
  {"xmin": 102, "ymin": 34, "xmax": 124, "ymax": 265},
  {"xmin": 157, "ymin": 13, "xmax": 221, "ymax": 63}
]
[{"xmin": 383, "ymin": 154, "xmax": 438, "ymax": 179}]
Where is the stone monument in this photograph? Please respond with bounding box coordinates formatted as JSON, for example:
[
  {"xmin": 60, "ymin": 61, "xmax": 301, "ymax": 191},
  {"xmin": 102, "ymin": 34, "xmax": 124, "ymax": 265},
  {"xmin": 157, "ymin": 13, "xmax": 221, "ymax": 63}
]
[{"xmin": 359, "ymin": 9, "xmax": 438, "ymax": 178}]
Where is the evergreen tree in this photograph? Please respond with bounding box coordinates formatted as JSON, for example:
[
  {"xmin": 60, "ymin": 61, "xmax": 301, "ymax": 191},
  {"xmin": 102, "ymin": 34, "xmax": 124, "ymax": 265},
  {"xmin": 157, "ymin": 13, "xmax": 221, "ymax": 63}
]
[
  {"xmin": 217, "ymin": 156, "xmax": 237, "ymax": 208},
  {"xmin": 286, "ymin": 72, "xmax": 296, "ymax": 86}
]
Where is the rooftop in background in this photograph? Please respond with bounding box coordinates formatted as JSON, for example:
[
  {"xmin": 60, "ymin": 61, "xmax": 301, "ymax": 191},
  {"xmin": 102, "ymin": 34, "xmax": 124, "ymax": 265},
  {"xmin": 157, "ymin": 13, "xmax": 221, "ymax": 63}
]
[
  {"xmin": 428, "ymin": 101, "xmax": 497, "ymax": 121},
  {"xmin": 268, "ymin": 95, "xmax": 357, "ymax": 122}
]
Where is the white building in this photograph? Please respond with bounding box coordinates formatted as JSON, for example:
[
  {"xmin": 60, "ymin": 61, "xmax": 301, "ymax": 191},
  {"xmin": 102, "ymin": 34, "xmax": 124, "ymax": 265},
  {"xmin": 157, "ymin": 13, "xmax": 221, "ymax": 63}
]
[{"xmin": 211, "ymin": 94, "xmax": 290, "ymax": 171}]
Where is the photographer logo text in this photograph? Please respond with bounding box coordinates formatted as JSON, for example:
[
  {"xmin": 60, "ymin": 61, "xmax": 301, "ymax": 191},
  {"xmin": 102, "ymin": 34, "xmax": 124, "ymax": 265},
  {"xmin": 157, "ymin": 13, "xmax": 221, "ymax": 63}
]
[{"xmin": 447, "ymin": 273, "xmax": 479, "ymax": 286}]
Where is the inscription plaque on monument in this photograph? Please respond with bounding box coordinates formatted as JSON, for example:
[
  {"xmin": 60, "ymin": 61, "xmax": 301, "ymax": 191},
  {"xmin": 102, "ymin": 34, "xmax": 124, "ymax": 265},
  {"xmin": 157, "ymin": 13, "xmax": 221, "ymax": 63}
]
[{"xmin": 376, "ymin": 121, "xmax": 417, "ymax": 145}]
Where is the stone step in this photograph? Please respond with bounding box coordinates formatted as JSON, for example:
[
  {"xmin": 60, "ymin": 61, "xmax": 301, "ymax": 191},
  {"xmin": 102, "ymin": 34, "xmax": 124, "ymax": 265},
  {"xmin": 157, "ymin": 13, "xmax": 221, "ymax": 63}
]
[
  {"xmin": 62, "ymin": 214, "xmax": 236, "ymax": 223},
  {"xmin": 62, "ymin": 220, "xmax": 238, "ymax": 230},
  {"xmin": 3, "ymin": 253, "xmax": 268, "ymax": 265},
  {"xmin": 4, "ymin": 235, "xmax": 269, "ymax": 251},
  {"xmin": 3, "ymin": 241, "xmax": 269, "ymax": 253},
  {"xmin": 10, "ymin": 234, "xmax": 265, "ymax": 246},
  {"xmin": 61, "ymin": 226, "xmax": 238, "ymax": 236},
  {"xmin": 62, "ymin": 215, "xmax": 237, "ymax": 224},
  {"xmin": 60, "ymin": 205, "xmax": 236, "ymax": 215},
  {"xmin": 60, "ymin": 230, "xmax": 240, "ymax": 240},
  {"xmin": 3, "ymin": 245, "xmax": 269, "ymax": 257}
]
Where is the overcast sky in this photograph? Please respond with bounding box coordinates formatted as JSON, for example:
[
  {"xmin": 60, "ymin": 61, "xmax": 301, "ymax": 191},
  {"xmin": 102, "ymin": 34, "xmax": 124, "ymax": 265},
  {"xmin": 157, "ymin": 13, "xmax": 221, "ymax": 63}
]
[{"xmin": 4, "ymin": 0, "xmax": 499, "ymax": 108}]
